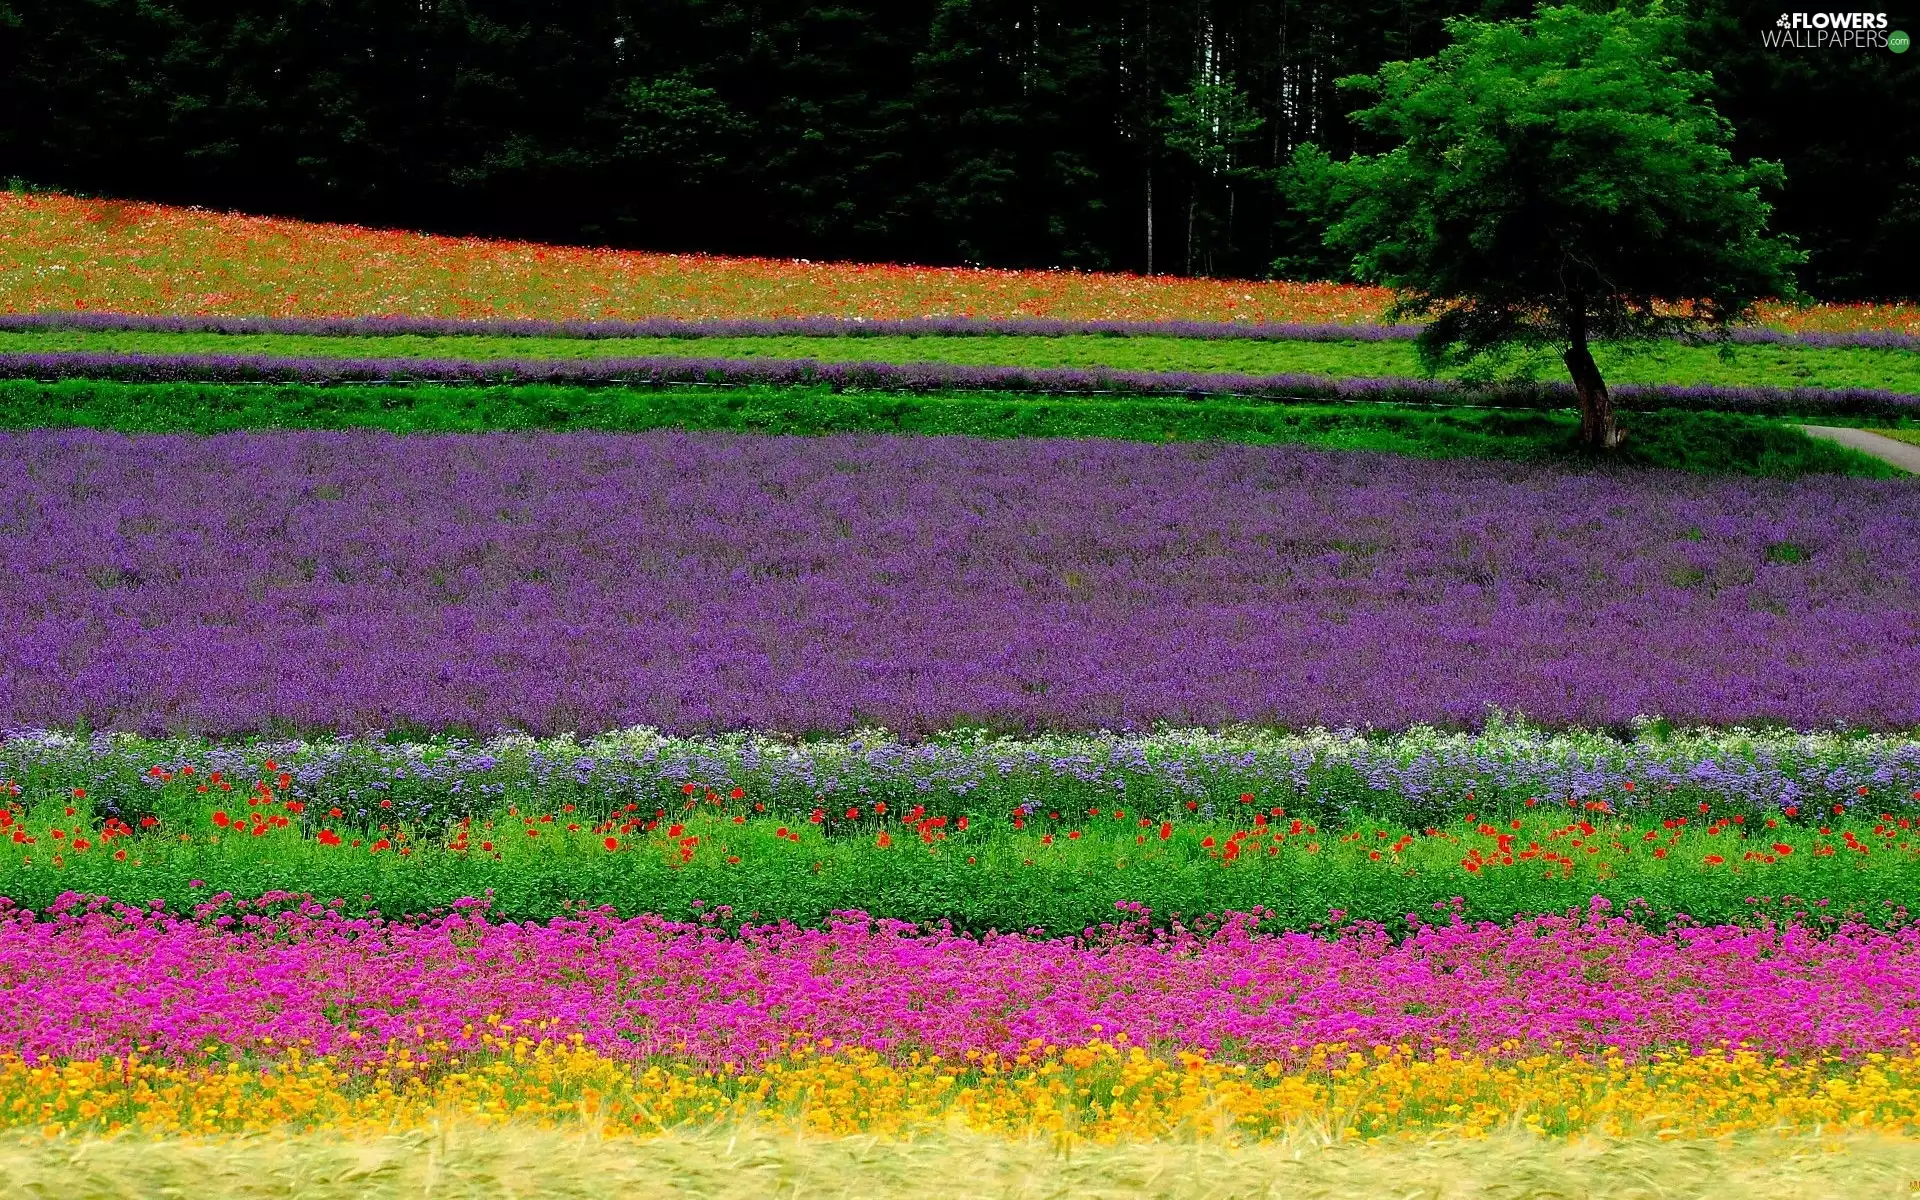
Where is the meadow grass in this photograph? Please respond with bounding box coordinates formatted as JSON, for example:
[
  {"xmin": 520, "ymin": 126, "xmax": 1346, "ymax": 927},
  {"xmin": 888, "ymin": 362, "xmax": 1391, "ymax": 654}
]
[
  {"xmin": 0, "ymin": 1125, "xmax": 1909, "ymax": 1200},
  {"xmin": 4, "ymin": 327, "xmax": 1918, "ymax": 393},
  {"xmin": 0, "ymin": 379, "xmax": 1895, "ymax": 477}
]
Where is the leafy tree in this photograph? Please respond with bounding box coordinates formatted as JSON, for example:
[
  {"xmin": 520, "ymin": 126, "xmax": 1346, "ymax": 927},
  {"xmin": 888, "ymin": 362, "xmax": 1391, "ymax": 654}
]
[
  {"xmin": 1304, "ymin": 3, "xmax": 1801, "ymax": 449},
  {"xmin": 0, "ymin": 0, "xmax": 1908, "ymax": 292},
  {"xmin": 911, "ymin": 0, "xmax": 1111, "ymax": 268},
  {"xmin": 1162, "ymin": 76, "xmax": 1264, "ymax": 275},
  {"xmin": 605, "ymin": 74, "xmax": 749, "ymax": 183}
]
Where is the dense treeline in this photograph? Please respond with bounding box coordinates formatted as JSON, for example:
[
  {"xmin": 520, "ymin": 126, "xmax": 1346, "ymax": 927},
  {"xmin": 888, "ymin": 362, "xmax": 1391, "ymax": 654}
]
[{"xmin": 0, "ymin": 0, "xmax": 1913, "ymax": 297}]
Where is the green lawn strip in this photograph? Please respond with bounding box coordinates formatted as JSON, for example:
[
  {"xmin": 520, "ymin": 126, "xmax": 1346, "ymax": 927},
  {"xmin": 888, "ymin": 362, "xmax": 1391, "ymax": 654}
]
[
  {"xmin": 5, "ymin": 328, "xmax": 1918, "ymax": 394},
  {"xmin": 1873, "ymin": 428, "xmax": 1920, "ymax": 447},
  {"xmin": 6, "ymin": 812, "xmax": 1907, "ymax": 933},
  {"xmin": 0, "ymin": 379, "xmax": 1895, "ymax": 478}
]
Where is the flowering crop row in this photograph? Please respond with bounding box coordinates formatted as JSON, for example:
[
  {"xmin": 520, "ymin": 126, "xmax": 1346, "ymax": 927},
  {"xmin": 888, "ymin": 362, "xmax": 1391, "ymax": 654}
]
[
  {"xmin": 6, "ymin": 724, "xmax": 1918, "ymax": 835},
  {"xmin": 4, "ymin": 785, "xmax": 1919, "ymax": 927},
  {"xmin": 8, "ymin": 1037, "xmax": 1920, "ymax": 1142},
  {"xmin": 8, "ymin": 733, "xmax": 1920, "ymax": 930},
  {"xmin": 6, "ymin": 312, "xmax": 1914, "ymax": 351},
  {"xmin": 4, "ymin": 351, "xmax": 1916, "ymax": 419},
  {"xmin": 1, "ymin": 312, "xmax": 1428, "ymax": 343},
  {"xmin": 2, "ymin": 430, "xmax": 1916, "ymax": 736},
  {"xmin": 0, "ymin": 194, "xmax": 1390, "ymax": 325},
  {"xmin": 7, "ymin": 194, "xmax": 1916, "ymax": 334},
  {"xmin": 6, "ymin": 895, "xmax": 1920, "ymax": 1068}
]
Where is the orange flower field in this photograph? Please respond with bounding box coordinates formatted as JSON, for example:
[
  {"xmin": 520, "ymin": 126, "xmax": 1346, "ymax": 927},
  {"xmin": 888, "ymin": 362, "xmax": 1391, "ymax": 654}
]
[{"xmin": 5, "ymin": 192, "xmax": 1915, "ymax": 332}]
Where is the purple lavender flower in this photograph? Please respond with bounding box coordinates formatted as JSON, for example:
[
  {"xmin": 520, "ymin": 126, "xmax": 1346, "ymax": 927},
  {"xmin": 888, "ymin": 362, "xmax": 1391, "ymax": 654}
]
[
  {"xmin": 0, "ymin": 429, "xmax": 1914, "ymax": 735},
  {"xmin": 1, "ymin": 311, "xmax": 1911, "ymax": 351},
  {"xmin": 2, "ymin": 350, "xmax": 1916, "ymax": 417}
]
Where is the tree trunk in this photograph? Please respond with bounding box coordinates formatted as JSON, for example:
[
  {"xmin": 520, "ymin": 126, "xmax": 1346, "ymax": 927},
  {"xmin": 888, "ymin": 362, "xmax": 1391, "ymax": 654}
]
[
  {"xmin": 1145, "ymin": 169, "xmax": 1154, "ymax": 275},
  {"xmin": 1186, "ymin": 191, "xmax": 1196, "ymax": 276},
  {"xmin": 1226, "ymin": 184, "xmax": 1235, "ymax": 262},
  {"xmin": 1563, "ymin": 312, "xmax": 1624, "ymax": 450}
]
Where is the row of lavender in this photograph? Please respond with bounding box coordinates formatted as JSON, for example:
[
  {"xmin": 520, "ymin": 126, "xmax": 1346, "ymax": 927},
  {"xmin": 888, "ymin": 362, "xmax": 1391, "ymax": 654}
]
[
  {"xmin": 5, "ymin": 351, "xmax": 1918, "ymax": 418},
  {"xmin": 5, "ymin": 311, "xmax": 1913, "ymax": 351},
  {"xmin": 7, "ymin": 723, "xmax": 1918, "ymax": 831},
  {"xmin": 3, "ymin": 428, "xmax": 1916, "ymax": 735}
]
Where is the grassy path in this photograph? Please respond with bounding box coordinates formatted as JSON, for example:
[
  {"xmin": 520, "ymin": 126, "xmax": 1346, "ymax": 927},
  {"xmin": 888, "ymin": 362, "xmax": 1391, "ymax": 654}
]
[{"xmin": 1801, "ymin": 425, "xmax": 1920, "ymax": 473}]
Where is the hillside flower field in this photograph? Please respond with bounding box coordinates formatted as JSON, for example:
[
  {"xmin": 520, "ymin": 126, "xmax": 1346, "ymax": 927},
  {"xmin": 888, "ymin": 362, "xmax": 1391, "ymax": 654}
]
[
  {"xmin": 6, "ymin": 192, "xmax": 1918, "ymax": 333},
  {"xmin": 3, "ymin": 196, "xmax": 1920, "ymax": 1194}
]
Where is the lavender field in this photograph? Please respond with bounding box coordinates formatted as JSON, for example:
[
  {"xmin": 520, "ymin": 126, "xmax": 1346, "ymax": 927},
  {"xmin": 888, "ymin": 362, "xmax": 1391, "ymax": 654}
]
[{"xmin": 3, "ymin": 427, "xmax": 1915, "ymax": 735}]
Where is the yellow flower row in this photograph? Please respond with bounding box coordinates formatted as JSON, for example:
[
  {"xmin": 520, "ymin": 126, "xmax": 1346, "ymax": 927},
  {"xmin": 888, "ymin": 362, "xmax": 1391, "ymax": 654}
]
[{"xmin": 9, "ymin": 1036, "xmax": 1920, "ymax": 1144}]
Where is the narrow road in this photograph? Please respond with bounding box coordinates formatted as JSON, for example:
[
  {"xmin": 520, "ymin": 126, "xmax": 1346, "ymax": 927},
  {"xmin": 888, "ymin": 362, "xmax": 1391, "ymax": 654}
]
[{"xmin": 1800, "ymin": 425, "xmax": 1920, "ymax": 475}]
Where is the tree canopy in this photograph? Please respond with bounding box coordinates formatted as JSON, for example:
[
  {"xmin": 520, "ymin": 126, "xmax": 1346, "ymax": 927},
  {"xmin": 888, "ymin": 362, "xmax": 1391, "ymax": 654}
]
[
  {"xmin": 1305, "ymin": 3, "xmax": 1802, "ymax": 447},
  {"xmin": 0, "ymin": 0, "xmax": 1910, "ymax": 298}
]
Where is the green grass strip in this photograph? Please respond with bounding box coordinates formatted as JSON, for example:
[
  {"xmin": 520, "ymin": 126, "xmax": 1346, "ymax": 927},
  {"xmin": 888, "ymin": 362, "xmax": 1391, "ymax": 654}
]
[
  {"xmin": 0, "ymin": 378, "xmax": 1898, "ymax": 478},
  {"xmin": 3, "ymin": 328, "xmax": 1919, "ymax": 393},
  {"xmin": 6, "ymin": 810, "xmax": 1915, "ymax": 932}
]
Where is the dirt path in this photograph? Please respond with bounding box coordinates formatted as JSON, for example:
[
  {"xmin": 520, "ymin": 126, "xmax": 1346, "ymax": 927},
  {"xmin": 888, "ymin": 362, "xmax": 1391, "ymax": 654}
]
[{"xmin": 1800, "ymin": 425, "xmax": 1920, "ymax": 474}]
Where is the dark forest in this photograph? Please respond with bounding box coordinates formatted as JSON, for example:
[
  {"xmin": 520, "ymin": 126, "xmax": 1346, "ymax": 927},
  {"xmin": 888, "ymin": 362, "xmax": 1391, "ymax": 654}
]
[{"xmin": 2, "ymin": 0, "xmax": 1913, "ymax": 297}]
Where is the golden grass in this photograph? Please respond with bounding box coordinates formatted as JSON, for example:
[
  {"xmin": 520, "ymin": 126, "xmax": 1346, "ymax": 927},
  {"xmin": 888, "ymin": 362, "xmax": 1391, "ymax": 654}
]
[{"xmin": 0, "ymin": 1124, "xmax": 1914, "ymax": 1200}]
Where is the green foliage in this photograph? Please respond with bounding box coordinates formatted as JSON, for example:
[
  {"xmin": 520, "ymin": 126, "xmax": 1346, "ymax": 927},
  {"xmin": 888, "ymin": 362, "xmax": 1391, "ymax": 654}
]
[
  {"xmin": 1162, "ymin": 75, "xmax": 1267, "ymax": 274},
  {"xmin": 5, "ymin": 807, "xmax": 1915, "ymax": 932},
  {"xmin": 1307, "ymin": 2, "xmax": 1804, "ymax": 443},
  {"xmin": 604, "ymin": 73, "xmax": 750, "ymax": 183},
  {"xmin": 1, "ymin": 0, "xmax": 1913, "ymax": 293},
  {"xmin": 1163, "ymin": 80, "xmax": 1264, "ymax": 180},
  {"xmin": 0, "ymin": 379, "xmax": 1894, "ymax": 478}
]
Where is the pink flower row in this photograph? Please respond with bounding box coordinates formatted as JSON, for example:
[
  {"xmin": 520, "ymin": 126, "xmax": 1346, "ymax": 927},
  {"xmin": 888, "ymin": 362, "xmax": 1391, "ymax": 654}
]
[{"xmin": 7, "ymin": 894, "xmax": 1917, "ymax": 1068}]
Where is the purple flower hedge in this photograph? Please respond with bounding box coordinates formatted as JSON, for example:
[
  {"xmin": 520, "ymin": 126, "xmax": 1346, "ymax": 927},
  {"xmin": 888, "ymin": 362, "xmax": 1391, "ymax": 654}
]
[
  {"xmin": 1, "ymin": 428, "xmax": 1916, "ymax": 735},
  {"xmin": 2, "ymin": 350, "xmax": 1917, "ymax": 418},
  {"xmin": 2, "ymin": 311, "xmax": 1912, "ymax": 350}
]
